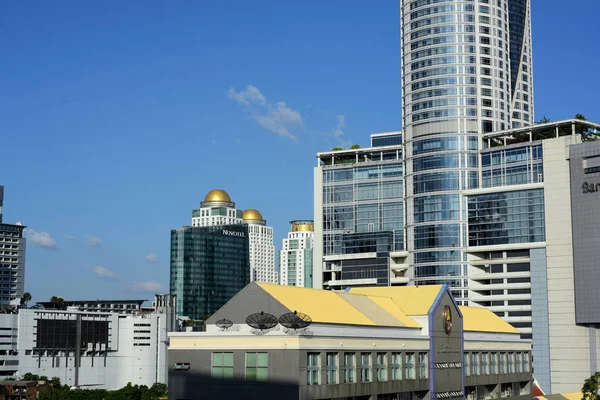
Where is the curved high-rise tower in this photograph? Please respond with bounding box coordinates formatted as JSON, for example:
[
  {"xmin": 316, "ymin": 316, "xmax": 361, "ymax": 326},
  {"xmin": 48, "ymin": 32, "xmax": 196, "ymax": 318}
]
[{"xmin": 401, "ymin": 0, "xmax": 534, "ymax": 301}]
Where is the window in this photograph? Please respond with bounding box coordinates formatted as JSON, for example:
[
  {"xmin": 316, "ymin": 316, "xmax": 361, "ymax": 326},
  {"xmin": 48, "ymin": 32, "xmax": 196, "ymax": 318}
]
[
  {"xmin": 524, "ymin": 352, "xmax": 530, "ymax": 372},
  {"xmin": 481, "ymin": 352, "xmax": 489, "ymax": 374},
  {"xmin": 344, "ymin": 352, "xmax": 355, "ymax": 383},
  {"xmin": 211, "ymin": 353, "xmax": 232, "ymax": 378},
  {"xmin": 326, "ymin": 352, "xmax": 337, "ymax": 385},
  {"xmin": 500, "ymin": 352, "xmax": 506, "ymax": 374},
  {"xmin": 246, "ymin": 352, "xmax": 268, "ymax": 381},
  {"xmin": 307, "ymin": 352, "xmax": 320, "ymax": 385},
  {"xmin": 391, "ymin": 352, "xmax": 402, "ymax": 380},
  {"xmin": 175, "ymin": 362, "xmax": 190, "ymax": 371},
  {"xmin": 464, "ymin": 352, "xmax": 470, "ymax": 376},
  {"xmin": 516, "ymin": 352, "xmax": 523, "ymax": 373},
  {"xmin": 418, "ymin": 352, "xmax": 428, "ymax": 379},
  {"xmin": 360, "ymin": 353, "xmax": 371, "ymax": 382},
  {"xmin": 404, "ymin": 352, "xmax": 415, "ymax": 379},
  {"xmin": 471, "ymin": 353, "xmax": 479, "ymax": 376},
  {"xmin": 376, "ymin": 353, "xmax": 387, "ymax": 382},
  {"xmin": 490, "ymin": 352, "xmax": 497, "ymax": 374}
]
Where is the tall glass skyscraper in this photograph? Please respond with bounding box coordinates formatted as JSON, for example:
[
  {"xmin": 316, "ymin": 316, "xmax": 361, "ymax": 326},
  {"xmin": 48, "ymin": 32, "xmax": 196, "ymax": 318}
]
[
  {"xmin": 401, "ymin": 0, "xmax": 534, "ymax": 301},
  {"xmin": 314, "ymin": 1, "xmax": 534, "ymax": 303}
]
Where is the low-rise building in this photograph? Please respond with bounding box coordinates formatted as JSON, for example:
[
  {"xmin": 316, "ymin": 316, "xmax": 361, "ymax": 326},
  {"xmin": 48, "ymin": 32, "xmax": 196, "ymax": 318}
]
[
  {"xmin": 168, "ymin": 283, "xmax": 531, "ymax": 400},
  {"xmin": 0, "ymin": 295, "xmax": 175, "ymax": 390}
]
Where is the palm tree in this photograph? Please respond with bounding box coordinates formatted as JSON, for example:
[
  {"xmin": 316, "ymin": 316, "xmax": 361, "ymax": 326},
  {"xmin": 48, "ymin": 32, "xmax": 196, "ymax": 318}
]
[
  {"xmin": 21, "ymin": 292, "xmax": 31, "ymax": 307},
  {"xmin": 56, "ymin": 297, "xmax": 65, "ymax": 310}
]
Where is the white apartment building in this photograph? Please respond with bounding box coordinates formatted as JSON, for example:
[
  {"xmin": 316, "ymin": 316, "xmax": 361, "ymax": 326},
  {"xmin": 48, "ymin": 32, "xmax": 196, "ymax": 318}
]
[
  {"xmin": 279, "ymin": 220, "xmax": 314, "ymax": 288},
  {"xmin": 191, "ymin": 189, "xmax": 276, "ymax": 284}
]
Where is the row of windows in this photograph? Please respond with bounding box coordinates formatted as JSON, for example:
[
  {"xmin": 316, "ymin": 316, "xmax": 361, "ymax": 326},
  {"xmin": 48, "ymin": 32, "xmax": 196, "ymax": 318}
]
[
  {"xmin": 308, "ymin": 351, "xmax": 428, "ymax": 385},
  {"xmin": 464, "ymin": 351, "xmax": 530, "ymax": 376}
]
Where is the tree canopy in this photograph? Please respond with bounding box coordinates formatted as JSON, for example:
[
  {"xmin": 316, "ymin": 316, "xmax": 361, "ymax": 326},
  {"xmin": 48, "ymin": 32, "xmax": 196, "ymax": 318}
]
[{"xmin": 20, "ymin": 375, "xmax": 167, "ymax": 400}]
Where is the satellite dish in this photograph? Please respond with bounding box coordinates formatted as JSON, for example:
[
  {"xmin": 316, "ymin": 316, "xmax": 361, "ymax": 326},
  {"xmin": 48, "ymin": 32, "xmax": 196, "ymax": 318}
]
[
  {"xmin": 216, "ymin": 319, "xmax": 233, "ymax": 331},
  {"xmin": 279, "ymin": 310, "xmax": 312, "ymax": 330},
  {"xmin": 246, "ymin": 311, "xmax": 278, "ymax": 331}
]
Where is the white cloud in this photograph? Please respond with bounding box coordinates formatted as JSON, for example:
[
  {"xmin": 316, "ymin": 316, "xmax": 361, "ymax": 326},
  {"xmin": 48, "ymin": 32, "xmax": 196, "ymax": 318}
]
[
  {"xmin": 227, "ymin": 85, "xmax": 266, "ymax": 106},
  {"xmin": 92, "ymin": 265, "xmax": 117, "ymax": 280},
  {"xmin": 85, "ymin": 235, "xmax": 102, "ymax": 247},
  {"xmin": 228, "ymin": 85, "xmax": 302, "ymax": 141},
  {"xmin": 332, "ymin": 114, "xmax": 350, "ymax": 147},
  {"xmin": 130, "ymin": 281, "xmax": 165, "ymax": 293},
  {"xmin": 65, "ymin": 235, "xmax": 77, "ymax": 241},
  {"xmin": 145, "ymin": 253, "xmax": 158, "ymax": 263},
  {"xmin": 27, "ymin": 229, "xmax": 58, "ymax": 249}
]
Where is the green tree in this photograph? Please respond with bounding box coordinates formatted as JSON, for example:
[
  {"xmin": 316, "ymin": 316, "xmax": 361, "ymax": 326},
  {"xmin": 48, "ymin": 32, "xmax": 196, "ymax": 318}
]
[
  {"xmin": 21, "ymin": 292, "xmax": 32, "ymax": 307},
  {"xmin": 331, "ymin": 147, "xmax": 342, "ymax": 151},
  {"xmin": 582, "ymin": 372, "xmax": 600, "ymax": 400},
  {"xmin": 350, "ymin": 144, "xmax": 360, "ymax": 149}
]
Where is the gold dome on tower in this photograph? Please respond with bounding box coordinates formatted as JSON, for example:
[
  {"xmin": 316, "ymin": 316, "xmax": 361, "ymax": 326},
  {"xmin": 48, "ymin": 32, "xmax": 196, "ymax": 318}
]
[
  {"xmin": 242, "ymin": 209, "xmax": 264, "ymax": 221},
  {"xmin": 204, "ymin": 189, "xmax": 232, "ymax": 203}
]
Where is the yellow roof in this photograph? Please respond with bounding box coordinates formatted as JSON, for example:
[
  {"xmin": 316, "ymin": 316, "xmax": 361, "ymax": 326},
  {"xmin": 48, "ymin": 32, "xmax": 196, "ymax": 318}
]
[
  {"xmin": 459, "ymin": 306, "xmax": 520, "ymax": 334},
  {"xmin": 535, "ymin": 393, "xmax": 582, "ymax": 400},
  {"xmin": 349, "ymin": 286, "xmax": 443, "ymax": 315},
  {"xmin": 256, "ymin": 283, "xmax": 420, "ymax": 328},
  {"xmin": 204, "ymin": 189, "xmax": 231, "ymax": 203},
  {"xmin": 255, "ymin": 284, "xmax": 519, "ymax": 334}
]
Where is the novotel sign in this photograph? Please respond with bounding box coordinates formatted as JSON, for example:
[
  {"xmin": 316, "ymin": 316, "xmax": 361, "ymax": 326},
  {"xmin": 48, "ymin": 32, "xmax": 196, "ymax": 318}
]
[{"xmin": 222, "ymin": 229, "xmax": 245, "ymax": 237}]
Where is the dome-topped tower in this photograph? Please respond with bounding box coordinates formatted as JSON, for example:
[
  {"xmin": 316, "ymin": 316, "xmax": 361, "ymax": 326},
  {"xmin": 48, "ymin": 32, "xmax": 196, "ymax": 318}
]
[
  {"xmin": 242, "ymin": 209, "xmax": 265, "ymax": 225},
  {"xmin": 201, "ymin": 189, "xmax": 235, "ymax": 208}
]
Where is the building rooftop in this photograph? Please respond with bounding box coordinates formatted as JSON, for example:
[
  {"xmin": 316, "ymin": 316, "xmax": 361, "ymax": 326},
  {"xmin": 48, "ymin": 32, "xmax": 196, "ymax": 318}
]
[{"xmin": 256, "ymin": 283, "xmax": 519, "ymax": 334}]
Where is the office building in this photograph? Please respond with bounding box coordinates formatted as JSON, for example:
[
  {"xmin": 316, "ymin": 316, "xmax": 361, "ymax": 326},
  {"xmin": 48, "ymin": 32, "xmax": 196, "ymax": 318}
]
[
  {"xmin": 0, "ymin": 186, "xmax": 26, "ymax": 307},
  {"xmin": 170, "ymin": 223, "xmax": 249, "ymax": 321},
  {"xmin": 0, "ymin": 294, "xmax": 174, "ymax": 389},
  {"xmin": 168, "ymin": 282, "xmax": 532, "ymax": 400},
  {"xmin": 464, "ymin": 120, "xmax": 600, "ymax": 394},
  {"xmin": 279, "ymin": 221, "xmax": 314, "ymax": 288},
  {"xmin": 314, "ymin": 132, "xmax": 406, "ymax": 290}
]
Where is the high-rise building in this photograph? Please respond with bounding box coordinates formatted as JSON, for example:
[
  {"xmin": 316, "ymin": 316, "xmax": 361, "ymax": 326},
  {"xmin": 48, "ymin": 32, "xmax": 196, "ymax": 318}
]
[
  {"xmin": 313, "ymin": 1, "xmax": 600, "ymax": 392},
  {"xmin": 279, "ymin": 220, "xmax": 314, "ymax": 288},
  {"xmin": 170, "ymin": 224, "xmax": 249, "ymax": 320},
  {"xmin": 400, "ymin": 0, "xmax": 535, "ymax": 303},
  {"xmin": 242, "ymin": 209, "xmax": 276, "ymax": 283},
  {"xmin": 313, "ymin": 132, "xmax": 406, "ymax": 290},
  {"xmin": 171, "ymin": 189, "xmax": 279, "ymax": 320},
  {"xmin": 0, "ymin": 186, "xmax": 26, "ymax": 307},
  {"xmin": 190, "ymin": 189, "xmax": 276, "ymax": 283}
]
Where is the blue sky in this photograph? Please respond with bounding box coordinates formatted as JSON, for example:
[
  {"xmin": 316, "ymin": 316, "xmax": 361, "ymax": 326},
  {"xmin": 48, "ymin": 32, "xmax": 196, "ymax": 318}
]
[{"xmin": 1, "ymin": 0, "xmax": 598, "ymax": 304}]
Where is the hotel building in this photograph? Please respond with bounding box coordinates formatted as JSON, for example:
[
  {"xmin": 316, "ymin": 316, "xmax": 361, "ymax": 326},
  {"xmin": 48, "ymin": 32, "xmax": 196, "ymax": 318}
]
[{"xmin": 279, "ymin": 221, "xmax": 314, "ymax": 288}]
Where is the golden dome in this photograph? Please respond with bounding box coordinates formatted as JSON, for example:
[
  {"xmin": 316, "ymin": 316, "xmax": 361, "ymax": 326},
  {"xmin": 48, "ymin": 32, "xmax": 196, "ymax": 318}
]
[
  {"xmin": 204, "ymin": 189, "xmax": 231, "ymax": 203},
  {"xmin": 242, "ymin": 209, "xmax": 263, "ymax": 221}
]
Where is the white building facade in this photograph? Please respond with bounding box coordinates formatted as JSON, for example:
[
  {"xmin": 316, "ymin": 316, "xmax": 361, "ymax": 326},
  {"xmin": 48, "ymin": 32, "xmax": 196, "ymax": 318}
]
[
  {"xmin": 279, "ymin": 220, "xmax": 314, "ymax": 288},
  {"xmin": 0, "ymin": 294, "xmax": 176, "ymax": 389}
]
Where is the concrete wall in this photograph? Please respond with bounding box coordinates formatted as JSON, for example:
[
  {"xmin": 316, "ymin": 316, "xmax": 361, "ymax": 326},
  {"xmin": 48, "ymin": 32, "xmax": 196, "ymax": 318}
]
[
  {"xmin": 529, "ymin": 248, "xmax": 551, "ymax": 393},
  {"xmin": 542, "ymin": 136, "xmax": 591, "ymax": 393}
]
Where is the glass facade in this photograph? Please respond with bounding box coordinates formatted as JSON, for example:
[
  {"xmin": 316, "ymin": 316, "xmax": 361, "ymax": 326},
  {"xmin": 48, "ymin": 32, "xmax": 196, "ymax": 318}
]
[
  {"xmin": 482, "ymin": 143, "xmax": 543, "ymax": 188},
  {"xmin": 170, "ymin": 224, "xmax": 250, "ymax": 319},
  {"xmin": 372, "ymin": 134, "xmax": 403, "ymax": 147},
  {"xmin": 468, "ymin": 189, "xmax": 545, "ymax": 247}
]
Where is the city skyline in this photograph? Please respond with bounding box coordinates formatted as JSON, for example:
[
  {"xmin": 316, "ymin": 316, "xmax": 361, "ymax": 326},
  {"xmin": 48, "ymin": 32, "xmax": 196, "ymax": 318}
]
[{"xmin": 2, "ymin": 0, "xmax": 599, "ymax": 303}]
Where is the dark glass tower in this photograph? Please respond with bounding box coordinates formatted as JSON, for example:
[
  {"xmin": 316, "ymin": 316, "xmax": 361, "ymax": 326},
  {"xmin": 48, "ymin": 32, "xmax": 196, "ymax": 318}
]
[{"xmin": 170, "ymin": 224, "xmax": 250, "ymax": 320}]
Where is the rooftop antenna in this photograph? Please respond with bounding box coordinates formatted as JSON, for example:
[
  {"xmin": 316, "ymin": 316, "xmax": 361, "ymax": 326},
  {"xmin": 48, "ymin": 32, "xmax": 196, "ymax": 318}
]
[
  {"xmin": 216, "ymin": 319, "xmax": 233, "ymax": 331},
  {"xmin": 245, "ymin": 311, "xmax": 278, "ymax": 335},
  {"xmin": 279, "ymin": 310, "xmax": 313, "ymax": 337}
]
